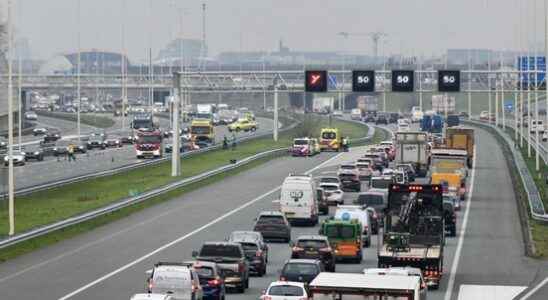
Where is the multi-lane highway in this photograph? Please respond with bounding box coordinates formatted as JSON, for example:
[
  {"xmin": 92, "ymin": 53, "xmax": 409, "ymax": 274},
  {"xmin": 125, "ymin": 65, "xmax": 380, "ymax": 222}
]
[
  {"xmin": 8, "ymin": 115, "xmax": 275, "ymax": 191},
  {"xmin": 0, "ymin": 122, "xmax": 546, "ymax": 299}
]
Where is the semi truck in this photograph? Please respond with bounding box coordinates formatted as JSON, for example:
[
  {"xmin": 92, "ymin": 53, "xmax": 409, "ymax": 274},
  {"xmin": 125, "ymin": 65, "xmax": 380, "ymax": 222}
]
[
  {"xmin": 445, "ymin": 127, "xmax": 475, "ymax": 167},
  {"xmin": 394, "ymin": 131, "xmax": 429, "ymax": 177},
  {"xmin": 378, "ymin": 183, "xmax": 445, "ymax": 289}
]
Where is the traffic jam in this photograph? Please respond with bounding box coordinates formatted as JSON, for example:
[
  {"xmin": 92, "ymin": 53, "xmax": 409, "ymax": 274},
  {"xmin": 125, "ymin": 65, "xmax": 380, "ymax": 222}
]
[{"xmin": 131, "ymin": 118, "xmax": 475, "ymax": 300}]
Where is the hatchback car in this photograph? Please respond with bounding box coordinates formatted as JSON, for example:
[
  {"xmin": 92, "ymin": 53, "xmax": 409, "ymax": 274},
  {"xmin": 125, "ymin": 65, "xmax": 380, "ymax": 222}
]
[
  {"xmin": 22, "ymin": 146, "xmax": 44, "ymax": 161},
  {"xmin": 185, "ymin": 260, "xmax": 226, "ymax": 300},
  {"xmin": 253, "ymin": 211, "xmax": 291, "ymax": 242},
  {"xmin": 291, "ymin": 235, "xmax": 335, "ymax": 272},
  {"xmin": 3, "ymin": 152, "xmax": 26, "ymax": 166},
  {"xmin": 260, "ymin": 281, "xmax": 309, "ymax": 300},
  {"xmin": 337, "ymin": 163, "xmax": 361, "ymax": 192},
  {"xmin": 318, "ymin": 182, "xmax": 344, "ymax": 205},
  {"xmin": 130, "ymin": 293, "xmax": 174, "ymax": 300},
  {"xmin": 104, "ymin": 137, "xmax": 122, "ymax": 148},
  {"xmin": 43, "ymin": 131, "xmax": 61, "ymax": 143},
  {"xmin": 33, "ymin": 127, "xmax": 48, "ymax": 136},
  {"xmin": 279, "ymin": 259, "xmax": 323, "ymax": 284}
]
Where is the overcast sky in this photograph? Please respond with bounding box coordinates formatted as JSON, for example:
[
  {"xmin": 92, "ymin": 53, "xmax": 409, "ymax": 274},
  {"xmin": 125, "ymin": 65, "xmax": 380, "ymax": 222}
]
[{"xmin": 4, "ymin": 0, "xmax": 546, "ymax": 62}]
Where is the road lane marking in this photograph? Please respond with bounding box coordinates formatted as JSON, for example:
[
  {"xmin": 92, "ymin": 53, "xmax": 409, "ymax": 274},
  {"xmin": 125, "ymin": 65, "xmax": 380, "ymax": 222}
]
[
  {"xmin": 458, "ymin": 285, "xmax": 527, "ymax": 300},
  {"xmin": 57, "ymin": 152, "xmax": 345, "ymax": 299},
  {"xmin": 520, "ymin": 277, "xmax": 548, "ymax": 300},
  {"xmin": 444, "ymin": 145, "xmax": 477, "ymax": 300}
]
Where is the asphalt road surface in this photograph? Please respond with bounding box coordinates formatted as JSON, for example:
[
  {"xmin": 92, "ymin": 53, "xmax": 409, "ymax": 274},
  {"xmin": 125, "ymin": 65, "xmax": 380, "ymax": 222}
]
[
  {"xmin": 7, "ymin": 116, "xmax": 275, "ymax": 191},
  {"xmin": 0, "ymin": 123, "xmax": 546, "ymax": 299}
]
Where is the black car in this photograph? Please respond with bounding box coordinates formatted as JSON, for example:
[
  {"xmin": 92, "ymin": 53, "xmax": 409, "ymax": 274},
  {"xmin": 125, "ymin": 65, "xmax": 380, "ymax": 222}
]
[
  {"xmin": 363, "ymin": 113, "xmax": 376, "ymax": 123},
  {"xmin": 280, "ymin": 259, "xmax": 323, "ymax": 284},
  {"xmin": 443, "ymin": 201, "xmax": 457, "ymax": 237},
  {"xmin": 73, "ymin": 143, "xmax": 87, "ymax": 154},
  {"xmin": 389, "ymin": 113, "xmax": 400, "ymax": 123},
  {"xmin": 103, "ymin": 138, "xmax": 122, "ymax": 148},
  {"xmin": 365, "ymin": 207, "xmax": 380, "ymax": 234},
  {"xmin": 87, "ymin": 135, "xmax": 106, "ymax": 150},
  {"xmin": 290, "ymin": 235, "xmax": 335, "ymax": 272},
  {"xmin": 43, "ymin": 131, "xmax": 61, "ymax": 143},
  {"xmin": 230, "ymin": 236, "xmax": 268, "ymax": 276},
  {"xmin": 253, "ymin": 211, "xmax": 291, "ymax": 242},
  {"xmin": 22, "ymin": 146, "xmax": 44, "ymax": 161},
  {"xmin": 316, "ymin": 188, "xmax": 329, "ymax": 215},
  {"xmin": 375, "ymin": 114, "xmax": 389, "ymax": 125}
]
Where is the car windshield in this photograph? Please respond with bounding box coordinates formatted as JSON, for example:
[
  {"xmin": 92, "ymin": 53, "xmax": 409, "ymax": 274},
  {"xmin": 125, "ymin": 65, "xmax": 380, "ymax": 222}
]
[
  {"xmin": 132, "ymin": 119, "xmax": 153, "ymax": 129},
  {"xmin": 322, "ymin": 132, "xmax": 336, "ymax": 139},
  {"xmin": 268, "ymin": 285, "xmax": 304, "ymax": 296},
  {"xmin": 283, "ymin": 263, "xmax": 318, "ymax": 276},
  {"xmin": 297, "ymin": 239, "xmax": 328, "ymax": 249},
  {"xmin": 199, "ymin": 245, "xmax": 241, "ymax": 258},
  {"xmin": 137, "ymin": 135, "xmax": 161, "ymax": 144},
  {"xmin": 324, "ymin": 224, "xmax": 355, "ymax": 239},
  {"xmin": 294, "ymin": 139, "xmax": 308, "ymax": 145},
  {"xmin": 340, "ymin": 165, "xmax": 356, "ymax": 170},
  {"xmin": 191, "ymin": 126, "xmax": 211, "ymax": 134},
  {"xmin": 195, "ymin": 113, "xmax": 211, "ymax": 119},
  {"xmin": 357, "ymin": 194, "xmax": 385, "ymax": 206}
]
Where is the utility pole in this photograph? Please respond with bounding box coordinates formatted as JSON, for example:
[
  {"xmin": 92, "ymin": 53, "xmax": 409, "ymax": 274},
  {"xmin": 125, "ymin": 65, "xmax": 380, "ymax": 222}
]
[
  {"xmin": 274, "ymin": 85, "xmax": 279, "ymax": 142},
  {"xmin": 7, "ymin": 0, "xmax": 15, "ymax": 236},
  {"xmin": 77, "ymin": 0, "xmax": 81, "ymax": 141},
  {"xmin": 468, "ymin": 50, "xmax": 472, "ymax": 120},
  {"xmin": 172, "ymin": 73, "xmax": 181, "ymax": 176},
  {"xmin": 121, "ymin": 0, "xmax": 127, "ymax": 131},
  {"xmin": 501, "ymin": 51, "xmax": 506, "ymax": 130},
  {"xmin": 520, "ymin": 0, "xmax": 525, "ymax": 148}
]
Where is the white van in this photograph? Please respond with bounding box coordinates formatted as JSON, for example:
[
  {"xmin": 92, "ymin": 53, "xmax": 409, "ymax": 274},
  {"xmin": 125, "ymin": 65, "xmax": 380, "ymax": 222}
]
[
  {"xmin": 334, "ymin": 205, "xmax": 373, "ymax": 247},
  {"xmin": 280, "ymin": 174, "xmax": 319, "ymax": 225},
  {"xmin": 146, "ymin": 262, "xmax": 203, "ymax": 300},
  {"xmin": 530, "ymin": 119, "xmax": 545, "ymax": 133}
]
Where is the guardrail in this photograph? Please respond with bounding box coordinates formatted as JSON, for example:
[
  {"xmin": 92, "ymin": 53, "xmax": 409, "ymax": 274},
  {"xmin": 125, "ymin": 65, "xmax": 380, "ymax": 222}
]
[
  {"xmin": 465, "ymin": 119, "xmax": 548, "ymax": 223},
  {"xmin": 0, "ymin": 116, "xmax": 375, "ymax": 249},
  {"xmin": 3, "ymin": 117, "xmax": 298, "ymax": 198}
]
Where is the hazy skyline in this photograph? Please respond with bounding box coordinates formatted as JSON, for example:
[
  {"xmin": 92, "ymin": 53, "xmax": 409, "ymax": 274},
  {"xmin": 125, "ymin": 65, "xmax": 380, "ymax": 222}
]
[{"xmin": 4, "ymin": 0, "xmax": 545, "ymax": 63}]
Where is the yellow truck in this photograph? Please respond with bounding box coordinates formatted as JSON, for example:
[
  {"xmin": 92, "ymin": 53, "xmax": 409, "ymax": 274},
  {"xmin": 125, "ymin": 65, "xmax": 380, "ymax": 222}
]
[
  {"xmin": 445, "ymin": 128, "xmax": 475, "ymax": 167},
  {"xmin": 430, "ymin": 148, "xmax": 468, "ymax": 200},
  {"xmin": 319, "ymin": 128, "xmax": 341, "ymax": 151},
  {"xmin": 190, "ymin": 119, "xmax": 215, "ymax": 144}
]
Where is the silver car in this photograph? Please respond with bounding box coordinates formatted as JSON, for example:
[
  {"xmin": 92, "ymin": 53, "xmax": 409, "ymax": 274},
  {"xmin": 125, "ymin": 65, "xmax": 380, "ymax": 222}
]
[{"xmin": 146, "ymin": 262, "xmax": 203, "ymax": 300}]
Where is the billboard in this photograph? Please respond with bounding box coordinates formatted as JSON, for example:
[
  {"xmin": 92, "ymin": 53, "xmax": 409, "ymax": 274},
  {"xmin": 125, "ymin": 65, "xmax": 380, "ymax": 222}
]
[{"xmin": 517, "ymin": 56, "xmax": 546, "ymax": 87}]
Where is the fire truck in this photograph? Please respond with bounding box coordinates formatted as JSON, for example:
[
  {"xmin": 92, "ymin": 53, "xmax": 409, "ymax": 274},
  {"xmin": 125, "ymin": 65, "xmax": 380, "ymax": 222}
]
[{"xmin": 135, "ymin": 129, "xmax": 163, "ymax": 159}]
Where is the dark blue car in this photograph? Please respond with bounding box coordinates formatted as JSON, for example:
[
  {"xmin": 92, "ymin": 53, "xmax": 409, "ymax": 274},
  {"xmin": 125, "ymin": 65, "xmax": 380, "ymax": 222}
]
[{"xmin": 187, "ymin": 260, "xmax": 226, "ymax": 300}]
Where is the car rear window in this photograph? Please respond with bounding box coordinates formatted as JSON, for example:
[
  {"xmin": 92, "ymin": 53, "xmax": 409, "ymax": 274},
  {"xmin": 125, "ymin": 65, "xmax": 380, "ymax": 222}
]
[
  {"xmin": 268, "ymin": 285, "xmax": 304, "ymax": 296},
  {"xmin": 371, "ymin": 179, "xmax": 391, "ymax": 189},
  {"xmin": 321, "ymin": 185, "xmax": 338, "ymax": 191},
  {"xmin": 153, "ymin": 268, "xmax": 190, "ymax": 289},
  {"xmin": 357, "ymin": 194, "xmax": 384, "ymax": 206},
  {"xmin": 325, "ymin": 224, "xmax": 355, "ymax": 239},
  {"xmin": 340, "ymin": 165, "xmax": 356, "ymax": 170},
  {"xmin": 194, "ymin": 266, "xmax": 215, "ymax": 279},
  {"xmin": 320, "ymin": 178, "xmax": 339, "ymax": 184},
  {"xmin": 199, "ymin": 245, "xmax": 242, "ymax": 258},
  {"xmin": 239, "ymin": 242, "xmax": 258, "ymax": 251},
  {"xmin": 283, "ymin": 263, "xmax": 319, "ymax": 276},
  {"xmin": 257, "ymin": 216, "xmax": 284, "ymax": 224},
  {"xmin": 297, "ymin": 239, "xmax": 328, "ymax": 249}
]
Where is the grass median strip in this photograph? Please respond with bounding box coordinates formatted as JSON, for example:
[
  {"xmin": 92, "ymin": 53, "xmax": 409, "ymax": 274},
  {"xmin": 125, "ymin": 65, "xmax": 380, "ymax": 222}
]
[
  {"xmin": 35, "ymin": 111, "xmax": 115, "ymax": 129},
  {"xmin": 0, "ymin": 116, "xmax": 368, "ymax": 239}
]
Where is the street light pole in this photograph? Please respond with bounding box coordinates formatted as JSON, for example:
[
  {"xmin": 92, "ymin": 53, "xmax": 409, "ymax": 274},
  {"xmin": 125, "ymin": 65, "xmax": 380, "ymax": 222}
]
[
  {"xmin": 7, "ymin": 0, "xmax": 15, "ymax": 236},
  {"xmin": 172, "ymin": 73, "xmax": 181, "ymax": 177},
  {"xmin": 76, "ymin": 0, "xmax": 81, "ymax": 142}
]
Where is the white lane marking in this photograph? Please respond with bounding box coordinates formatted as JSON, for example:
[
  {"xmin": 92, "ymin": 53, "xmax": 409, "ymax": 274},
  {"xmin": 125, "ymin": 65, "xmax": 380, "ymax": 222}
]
[
  {"xmin": 444, "ymin": 145, "xmax": 477, "ymax": 300},
  {"xmin": 57, "ymin": 152, "xmax": 345, "ymax": 300},
  {"xmin": 520, "ymin": 277, "xmax": 548, "ymax": 300},
  {"xmin": 458, "ymin": 285, "xmax": 527, "ymax": 300}
]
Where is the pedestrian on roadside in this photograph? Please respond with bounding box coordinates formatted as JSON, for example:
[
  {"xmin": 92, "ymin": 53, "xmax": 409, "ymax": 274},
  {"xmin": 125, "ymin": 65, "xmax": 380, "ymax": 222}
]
[{"xmin": 68, "ymin": 143, "xmax": 76, "ymax": 162}]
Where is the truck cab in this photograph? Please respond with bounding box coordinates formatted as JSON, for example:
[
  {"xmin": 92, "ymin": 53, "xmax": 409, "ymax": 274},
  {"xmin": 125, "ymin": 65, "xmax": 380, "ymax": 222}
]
[
  {"xmin": 135, "ymin": 130, "xmax": 163, "ymax": 159},
  {"xmin": 190, "ymin": 120, "xmax": 215, "ymax": 144}
]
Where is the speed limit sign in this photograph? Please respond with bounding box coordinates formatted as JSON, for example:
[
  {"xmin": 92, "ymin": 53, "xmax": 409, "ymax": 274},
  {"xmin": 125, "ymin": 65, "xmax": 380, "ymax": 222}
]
[
  {"xmin": 352, "ymin": 70, "xmax": 375, "ymax": 92},
  {"xmin": 438, "ymin": 70, "xmax": 461, "ymax": 92},
  {"xmin": 391, "ymin": 70, "xmax": 414, "ymax": 92}
]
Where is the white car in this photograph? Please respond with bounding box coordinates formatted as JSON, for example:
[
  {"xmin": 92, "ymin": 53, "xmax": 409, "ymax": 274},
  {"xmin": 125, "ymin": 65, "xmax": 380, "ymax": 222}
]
[
  {"xmin": 356, "ymin": 161, "xmax": 373, "ymax": 180},
  {"xmin": 397, "ymin": 123, "xmax": 410, "ymax": 132},
  {"xmin": 382, "ymin": 168, "xmax": 395, "ymax": 177},
  {"xmin": 25, "ymin": 111, "xmax": 38, "ymax": 120},
  {"xmin": 261, "ymin": 281, "xmax": 309, "ymax": 300},
  {"xmin": 479, "ymin": 111, "xmax": 489, "ymax": 120},
  {"xmin": 130, "ymin": 294, "xmax": 174, "ymax": 300},
  {"xmin": 3, "ymin": 152, "xmax": 26, "ymax": 167},
  {"xmin": 332, "ymin": 110, "xmax": 343, "ymax": 116},
  {"xmin": 319, "ymin": 182, "xmax": 344, "ymax": 205}
]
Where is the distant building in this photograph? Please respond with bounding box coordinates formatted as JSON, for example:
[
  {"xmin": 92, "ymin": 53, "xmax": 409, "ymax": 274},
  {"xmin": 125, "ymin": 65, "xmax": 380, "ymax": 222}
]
[
  {"xmin": 39, "ymin": 50, "xmax": 132, "ymax": 75},
  {"xmin": 155, "ymin": 38, "xmax": 205, "ymax": 67}
]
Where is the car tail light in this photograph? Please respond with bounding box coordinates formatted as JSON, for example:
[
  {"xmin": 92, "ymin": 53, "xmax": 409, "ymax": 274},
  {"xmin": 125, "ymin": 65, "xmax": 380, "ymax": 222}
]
[
  {"xmin": 292, "ymin": 246, "xmax": 304, "ymax": 252},
  {"xmin": 255, "ymin": 250, "xmax": 263, "ymax": 257},
  {"xmin": 280, "ymin": 276, "xmax": 287, "ymax": 281},
  {"xmin": 148, "ymin": 280, "xmax": 153, "ymax": 291},
  {"xmin": 208, "ymin": 278, "xmax": 223, "ymax": 286},
  {"xmin": 191, "ymin": 283, "xmax": 198, "ymax": 293},
  {"xmin": 238, "ymin": 262, "xmax": 245, "ymax": 273},
  {"xmin": 261, "ymin": 296, "xmax": 272, "ymax": 300}
]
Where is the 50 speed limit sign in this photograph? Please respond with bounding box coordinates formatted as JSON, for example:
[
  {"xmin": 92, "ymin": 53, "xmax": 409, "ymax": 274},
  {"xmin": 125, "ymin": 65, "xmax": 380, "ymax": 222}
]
[
  {"xmin": 438, "ymin": 70, "xmax": 461, "ymax": 92},
  {"xmin": 352, "ymin": 70, "xmax": 375, "ymax": 92},
  {"xmin": 391, "ymin": 70, "xmax": 414, "ymax": 92}
]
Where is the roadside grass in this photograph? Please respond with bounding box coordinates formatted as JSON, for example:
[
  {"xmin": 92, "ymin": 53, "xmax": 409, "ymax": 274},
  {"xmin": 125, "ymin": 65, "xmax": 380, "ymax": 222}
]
[
  {"xmin": 503, "ymin": 126, "xmax": 548, "ymax": 259},
  {"xmin": 0, "ymin": 116, "xmax": 368, "ymax": 238},
  {"xmin": 35, "ymin": 111, "xmax": 115, "ymax": 129}
]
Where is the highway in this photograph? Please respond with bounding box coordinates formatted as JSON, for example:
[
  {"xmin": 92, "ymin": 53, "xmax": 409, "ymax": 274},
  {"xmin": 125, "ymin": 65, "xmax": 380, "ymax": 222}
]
[
  {"xmin": 0, "ymin": 122, "xmax": 546, "ymax": 299},
  {"xmin": 6, "ymin": 115, "xmax": 275, "ymax": 191}
]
